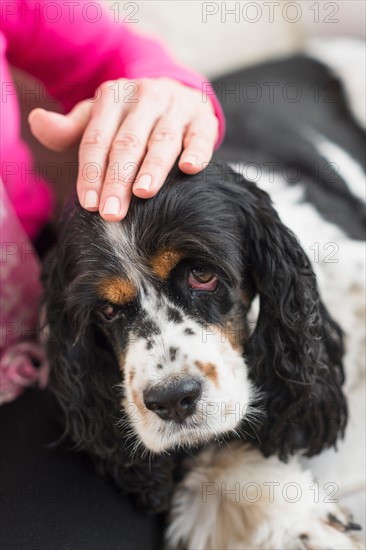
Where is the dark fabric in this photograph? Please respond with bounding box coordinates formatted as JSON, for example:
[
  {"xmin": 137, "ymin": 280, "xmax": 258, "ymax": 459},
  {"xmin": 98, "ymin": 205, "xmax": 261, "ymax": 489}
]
[
  {"xmin": 0, "ymin": 388, "xmax": 164, "ymax": 550},
  {"xmin": 214, "ymin": 56, "xmax": 366, "ymax": 240}
]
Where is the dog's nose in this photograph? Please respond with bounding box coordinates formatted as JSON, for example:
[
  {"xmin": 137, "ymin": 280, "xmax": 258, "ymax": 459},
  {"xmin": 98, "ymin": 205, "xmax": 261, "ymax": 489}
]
[{"xmin": 143, "ymin": 379, "xmax": 202, "ymax": 421}]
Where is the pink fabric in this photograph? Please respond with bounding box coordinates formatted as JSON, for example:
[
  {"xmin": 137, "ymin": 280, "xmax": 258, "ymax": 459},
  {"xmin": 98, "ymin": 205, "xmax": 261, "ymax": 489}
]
[
  {"xmin": 0, "ymin": 177, "xmax": 49, "ymax": 404},
  {"xmin": 0, "ymin": 32, "xmax": 54, "ymax": 240},
  {"xmin": 0, "ymin": 0, "xmax": 225, "ymax": 403},
  {"xmin": 1, "ymin": 0, "xmax": 225, "ymax": 240}
]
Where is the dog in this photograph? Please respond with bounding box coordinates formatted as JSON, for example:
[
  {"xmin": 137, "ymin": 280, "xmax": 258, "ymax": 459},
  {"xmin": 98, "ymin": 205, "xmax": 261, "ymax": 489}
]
[{"xmin": 42, "ymin": 51, "xmax": 365, "ymax": 549}]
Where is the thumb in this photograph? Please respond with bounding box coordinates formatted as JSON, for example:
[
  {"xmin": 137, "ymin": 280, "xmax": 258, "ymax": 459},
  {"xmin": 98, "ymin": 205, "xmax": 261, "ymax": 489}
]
[{"xmin": 28, "ymin": 100, "xmax": 92, "ymax": 152}]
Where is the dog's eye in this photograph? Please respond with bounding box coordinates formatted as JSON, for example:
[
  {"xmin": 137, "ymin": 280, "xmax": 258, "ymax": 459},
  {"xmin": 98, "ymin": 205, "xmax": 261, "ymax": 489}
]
[
  {"xmin": 98, "ymin": 303, "xmax": 120, "ymax": 321},
  {"xmin": 188, "ymin": 269, "xmax": 218, "ymax": 292}
]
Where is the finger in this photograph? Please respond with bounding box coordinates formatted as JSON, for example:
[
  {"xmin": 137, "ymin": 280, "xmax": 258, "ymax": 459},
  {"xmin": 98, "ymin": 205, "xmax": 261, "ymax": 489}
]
[
  {"xmin": 77, "ymin": 82, "xmax": 126, "ymax": 211},
  {"xmin": 132, "ymin": 116, "xmax": 185, "ymax": 200},
  {"xmin": 99, "ymin": 79, "xmax": 172, "ymax": 220},
  {"xmin": 100, "ymin": 108, "xmax": 161, "ymax": 221},
  {"xmin": 28, "ymin": 101, "xmax": 91, "ymax": 152},
  {"xmin": 178, "ymin": 115, "xmax": 219, "ymax": 174}
]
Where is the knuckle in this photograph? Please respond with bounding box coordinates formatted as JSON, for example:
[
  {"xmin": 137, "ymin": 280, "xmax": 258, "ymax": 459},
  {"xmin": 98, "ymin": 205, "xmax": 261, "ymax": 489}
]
[
  {"xmin": 170, "ymin": 97, "xmax": 191, "ymax": 114},
  {"xmin": 111, "ymin": 132, "xmax": 142, "ymax": 153},
  {"xmin": 99, "ymin": 80, "xmax": 115, "ymax": 94},
  {"xmin": 136, "ymin": 78, "xmax": 150, "ymax": 93},
  {"xmin": 121, "ymin": 80, "xmax": 140, "ymax": 100},
  {"xmin": 145, "ymin": 84, "xmax": 166, "ymax": 103},
  {"xmin": 143, "ymin": 155, "xmax": 166, "ymax": 170},
  {"xmin": 81, "ymin": 129, "xmax": 108, "ymax": 149},
  {"xmin": 131, "ymin": 79, "xmax": 154, "ymax": 100},
  {"xmin": 150, "ymin": 127, "xmax": 178, "ymax": 144}
]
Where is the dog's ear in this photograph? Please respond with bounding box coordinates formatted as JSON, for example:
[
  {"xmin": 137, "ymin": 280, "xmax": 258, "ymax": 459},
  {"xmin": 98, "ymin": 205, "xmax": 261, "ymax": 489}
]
[
  {"xmin": 233, "ymin": 179, "xmax": 347, "ymax": 459},
  {"xmin": 42, "ymin": 244, "xmax": 175, "ymax": 512},
  {"xmin": 42, "ymin": 248, "xmax": 123, "ymax": 455},
  {"xmin": 42, "ymin": 248, "xmax": 144, "ymax": 485}
]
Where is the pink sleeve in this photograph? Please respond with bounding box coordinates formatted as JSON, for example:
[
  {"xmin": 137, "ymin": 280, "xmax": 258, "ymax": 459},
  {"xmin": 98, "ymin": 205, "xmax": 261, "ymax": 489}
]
[{"xmin": 2, "ymin": 0, "xmax": 225, "ymax": 148}]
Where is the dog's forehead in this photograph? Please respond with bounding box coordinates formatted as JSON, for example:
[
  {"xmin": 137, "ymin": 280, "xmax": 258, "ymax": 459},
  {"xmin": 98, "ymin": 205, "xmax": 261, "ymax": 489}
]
[
  {"xmin": 99, "ymin": 218, "xmax": 185, "ymax": 286},
  {"xmin": 101, "ymin": 218, "xmax": 143, "ymax": 282},
  {"xmin": 77, "ymin": 176, "xmax": 244, "ymax": 296}
]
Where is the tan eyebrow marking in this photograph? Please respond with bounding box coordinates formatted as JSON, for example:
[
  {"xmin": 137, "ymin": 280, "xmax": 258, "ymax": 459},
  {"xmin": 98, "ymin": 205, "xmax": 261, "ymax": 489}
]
[
  {"xmin": 195, "ymin": 360, "xmax": 218, "ymax": 386},
  {"xmin": 222, "ymin": 321, "xmax": 244, "ymax": 354},
  {"xmin": 150, "ymin": 249, "xmax": 185, "ymax": 280},
  {"xmin": 97, "ymin": 277, "xmax": 137, "ymax": 304}
]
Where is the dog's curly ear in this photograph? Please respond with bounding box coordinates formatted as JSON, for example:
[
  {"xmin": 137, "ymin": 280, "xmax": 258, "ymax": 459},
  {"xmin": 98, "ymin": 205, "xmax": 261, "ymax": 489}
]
[
  {"xmin": 41, "ymin": 243, "xmax": 175, "ymax": 512},
  {"xmin": 234, "ymin": 180, "xmax": 347, "ymax": 459},
  {"xmin": 41, "ymin": 248, "xmax": 122, "ymax": 454}
]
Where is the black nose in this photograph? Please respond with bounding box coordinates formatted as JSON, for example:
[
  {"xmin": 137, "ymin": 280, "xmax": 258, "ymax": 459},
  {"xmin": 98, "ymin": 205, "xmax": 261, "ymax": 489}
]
[{"xmin": 143, "ymin": 379, "xmax": 202, "ymax": 421}]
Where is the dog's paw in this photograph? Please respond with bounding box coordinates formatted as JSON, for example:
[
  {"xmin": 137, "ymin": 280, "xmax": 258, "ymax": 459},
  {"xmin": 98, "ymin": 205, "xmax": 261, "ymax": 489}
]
[
  {"xmin": 165, "ymin": 445, "xmax": 364, "ymax": 550},
  {"xmin": 292, "ymin": 506, "xmax": 362, "ymax": 550}
]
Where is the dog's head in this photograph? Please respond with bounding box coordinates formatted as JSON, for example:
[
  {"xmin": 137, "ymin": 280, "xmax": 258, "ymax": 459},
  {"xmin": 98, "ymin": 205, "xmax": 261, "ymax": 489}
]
[{"xmin": 44, "ymin": 157, "xmax": 346, "ymax": 459}]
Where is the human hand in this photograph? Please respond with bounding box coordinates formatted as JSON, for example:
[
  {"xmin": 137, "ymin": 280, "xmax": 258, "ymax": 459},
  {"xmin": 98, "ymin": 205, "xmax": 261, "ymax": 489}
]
[{"xmin": 29, "ymin": 77, "xmax": 219, "ymax": 221}]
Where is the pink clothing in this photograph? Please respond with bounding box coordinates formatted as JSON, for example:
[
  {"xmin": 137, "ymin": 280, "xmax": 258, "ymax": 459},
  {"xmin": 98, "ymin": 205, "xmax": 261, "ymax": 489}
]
[
  {"xmin": 0, "ymin": 177, "xmax": 49, "ymax": 404},
  {"xmin": 1, "ymin": 0, "xmax": 225, "ymax": 239},
  {"xmin": 0, "ymin": 0, "xmax": 225, "ymax": 403}
]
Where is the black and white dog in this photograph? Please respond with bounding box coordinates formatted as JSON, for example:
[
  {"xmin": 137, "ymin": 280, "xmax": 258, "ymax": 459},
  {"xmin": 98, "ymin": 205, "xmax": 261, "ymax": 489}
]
[{"xmin": 43, "ymin": 46, "xmax": 365, "ymax": 549}]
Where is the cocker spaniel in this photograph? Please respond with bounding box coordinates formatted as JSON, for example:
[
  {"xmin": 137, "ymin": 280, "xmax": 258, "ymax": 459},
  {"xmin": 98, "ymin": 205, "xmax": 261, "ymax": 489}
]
[{"xmin": 42, "ymin": 53, "xmax": 365, "ymax": 549}]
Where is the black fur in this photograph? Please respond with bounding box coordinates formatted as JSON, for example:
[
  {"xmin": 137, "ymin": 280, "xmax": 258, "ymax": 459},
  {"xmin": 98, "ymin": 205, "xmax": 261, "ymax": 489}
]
[
  {"xmin": 43, "ymin": 248, "xmax": 175, "ymax": 513},
  {"xmin": 43, "ymin": 155, "xmax": 347, "ymax": 512}
]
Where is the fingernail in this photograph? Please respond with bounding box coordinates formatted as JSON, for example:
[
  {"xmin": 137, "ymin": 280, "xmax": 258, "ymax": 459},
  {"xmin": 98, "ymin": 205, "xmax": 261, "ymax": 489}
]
[
  {"xmin": 84, "ymin": 189, "xmax": 99, "ymax": 208},
  {"xmin": 181, "ymin": 155, "xmax": 197, "ymax": 166},
  {"xmin": 102, "ymin": 196, "xmax": 120, "ymax": 216},
  {"xmin": 134, "ymin": 174, "xmax": 152, "ymax": 191}
]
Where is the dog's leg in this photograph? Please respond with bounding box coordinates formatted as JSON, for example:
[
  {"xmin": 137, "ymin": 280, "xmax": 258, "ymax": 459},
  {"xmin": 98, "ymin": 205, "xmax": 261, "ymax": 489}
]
[
  {"xmin": 91, "ymin": 452, "xmax": 175, "ymax": 514},
  {"xmin": 165, "ymin": 443, "xmax": 362, "ymax": 550}
]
